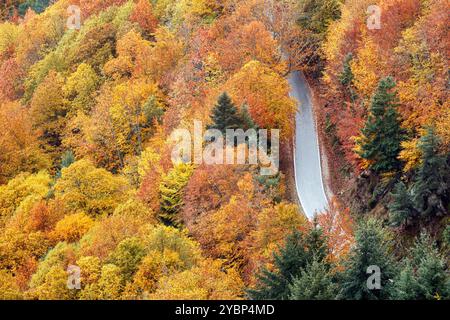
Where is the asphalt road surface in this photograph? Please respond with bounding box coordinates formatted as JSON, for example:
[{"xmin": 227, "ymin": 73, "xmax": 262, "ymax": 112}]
[{"xmin": 289, "ymin": 71, "xmax": 329, "ymax": 218}]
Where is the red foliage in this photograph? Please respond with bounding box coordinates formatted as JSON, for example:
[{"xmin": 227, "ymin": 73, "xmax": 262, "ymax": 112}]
[{"xmin": 130, "ymin": 0, "xmax": 158, "ymax": 35}]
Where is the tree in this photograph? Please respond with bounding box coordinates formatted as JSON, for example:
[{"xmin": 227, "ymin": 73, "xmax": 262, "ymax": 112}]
[
  {"xmin": 0, "ymin": 270, "xmax": 22, "ymax": 300},
  {"xmin": 0, "ymin": 101, "xmax": 50, "ymax": 184},
  {"xmin": 248, "ymin": 227, "xmax": 328, "ymax": 300},
  {"xmin": 107, "ymin": 237, "xmax": 146, "ymax": 282},
  {"xmin": 338, "ymin": 219, "xmax": 397, "ymax": 300},
  {"xmin": 289, "ymin": 258, "xmax": 337, "ymax": 300},
  {"xmin": 51, "ymin": 212, "xmax": 94, "ymax": 243},
  {"xmin": 150, "ymin": 259, "xmax": 244, "ymax": 300},
  {"xmin": 239, "ymin": 103, "xmax": 258, "ymax": 131},
  {"xmin": 54, "ymin": 160, "xmax": 131, "ymax": 217},
  {"xmin": 388, "ymin": 181, "xmax": 417, "ymax": 227},
  {"xmin": 317, "ymin": 197, "xmax": 354, "ymax": 265},
  {"xmin": 207, "ymin": 92, "xmax": 242, "ymax": 133},
  {"xmin": 357, "ymin": 77, "xmax": 405, "ymax": 173},
  {"xmin": 64, "ymin": 63, "xmax": 99, "ymax": 115},
  {"xmin": 130, "ymin": 0, "xmax": 159, "ymax": 37},
  {"xmin": 226, "ymin": 60, "xmax": 296, "ymax": 139},
  {"xmin": 159, "ymin": 163, "xmax": 194, "ymax": 226},
  {"xmin": 411, "ymin": 127, "xmax": 449, "ymax": 217},
  {"xmin": 297, "ymin": 0, "xmax": 341, "ymax": 35},
  {"xmin": 392, "ymin": 233, "xmax": 449, "ymax": 300},
  {"xmin": 29, "ymin": 71, "xmax": 68, "ymax": 156}
]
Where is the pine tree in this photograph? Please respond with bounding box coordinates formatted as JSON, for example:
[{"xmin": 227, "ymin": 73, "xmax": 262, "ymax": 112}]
[
  {"xmin": 357, "ymin": 77, "xmax": 405, "ymax": 173},
  {"xmin": 207, "ymin": 92, "xmax": 242, "ymax": 133},
  {"xmin": 411, "ymin": 127, "xmax": 449, "ymax": 217},
  {"xmin": 338, "ymin": 218, "xmax": 397, "ymax": 300},
  {"xmin": 388, "ymin": 181, "xmax": 416, "ymax": 227},
  {"xmin": 289, "ymin": 258, "xmax": 337, "ymax": 300},
  {"xmin": 248, "ymin": 227, "xmax": 327, "ymax": 300}
]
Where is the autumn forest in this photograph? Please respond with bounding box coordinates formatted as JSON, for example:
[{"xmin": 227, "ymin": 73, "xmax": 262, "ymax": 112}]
[{"xmin": 0, "ymin": 0, "xmax": 448, "ymax": 300}]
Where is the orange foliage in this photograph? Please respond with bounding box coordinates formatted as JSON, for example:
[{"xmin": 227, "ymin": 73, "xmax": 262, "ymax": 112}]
[{"xmin": 317, "ymin": 197, "xmax": 354, "ymax": 265}]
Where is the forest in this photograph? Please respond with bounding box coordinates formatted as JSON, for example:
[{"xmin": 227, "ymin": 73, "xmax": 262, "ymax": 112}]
[{"xmin": 0, "ymin": 0, "xmax": 448, "ymax": 300}]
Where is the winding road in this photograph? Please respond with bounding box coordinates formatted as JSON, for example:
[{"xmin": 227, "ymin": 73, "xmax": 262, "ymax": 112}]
[{"xmin": 289, "ymin": 71, "xmax": 329, "ymax": 219}]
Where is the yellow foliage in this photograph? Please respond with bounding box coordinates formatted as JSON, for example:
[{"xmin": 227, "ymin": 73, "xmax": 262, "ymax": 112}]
[
  {"xmin": 0, "ymin": 171, "xmax": 51, "ymax": 219},
  {"xmin": 54, "ymin": 160, "xmax": 131, "ymax": 217},
  {"xmin": 51, "ymin": 212, "xmax": 95, "ymax": 243},
  {"xmin": 350, "ymin": 35, "xmax": 385, "ymax": 99},
  {"xmin": 150, "ymin": 259, "xmax": 243, "ymax": 300},
  {"xmin": 399, "ymin": 138, "xmax": 421, "ymax": 172}
]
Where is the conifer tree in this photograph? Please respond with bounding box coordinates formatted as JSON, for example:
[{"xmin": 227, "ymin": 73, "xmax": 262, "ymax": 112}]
[
  {"xmin": 207, "ymin": 92, "xmax": 242, "ymax": 133},
  {"xmin": 289, "ymin": 257, "xmax": 337, "ymax": 300},
  {"xmin": 411, "ymin": 127, "xmax": 449, "ymax": 217},
  {"xmin": 338, "ymin": 54, "xmax": 354, "ymax": 87},
  {"xmin": 239, "ymin": 103, "xmax": 257, "ymax": 131},
  {"xmin": 389, "ymin": 181, "xmax": 416, "ymax": 227},
  {"xmin": 357, "ymin": 77, "xmax": 405, "ymax": 173},
  {"xmin": 393, "ymin": 233, "xmax": 449, "ymax": 300},
  {"xmin": 338, "ymin": 218, "xmax": 397, "ymax": 300},
  {"xmin": 391, "ymin": 261, "xmax": 420, "ymax": 300},
  {"xmin": 248, "ymin": 227, "xmax": 328, "ymax": 300},
  {"xmin": 159, "ymin": 163, "xmax": 194, "ymax": 227}
]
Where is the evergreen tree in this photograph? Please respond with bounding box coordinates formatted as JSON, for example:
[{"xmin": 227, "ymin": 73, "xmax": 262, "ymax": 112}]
[
  {"xmin": 393, "ymin": 233, "xmax": 449, "ymax": 300},
  {"xmin": 338, "ymin": 54, "xmax": 354, "ymax": 87},
  {"xmin": 297, "ymin": 0, "xmax": 341, "ymax": 35},
  {"xmin": 338, "ymin": 218, "xmax": 397, "ymax": 300},
  {"xmin": 411, "ymin": 233, "xmax": 449, "ymax": 299},
  {"xmin": 388, "ymin": 181, "xmax": 416, "ymax": 227},
  {"xmin": 390, "ymin": 261, "xmax": 420, "ymax": 300},
  {"xmin": 239, "ymin": 103, "xmax": 258, "ymax": 131},
  {"xmin": 248, "ymin": 227, "xmax": 327, "ymax": 300},
  {"xmin": 55, "ymin": 150, "xmax": 75, "ymax": 180},
  {"xmin": 357, "ymin": 77, "xmax": 405, "ymax": 173},
  {"xmin": 289, "ymin": 258, "xmax": 337, "ymax": 300},
  {"xmin": 411, "ymin": 127, "xmax": 449, "ymax": 217},
  {"xmin": 207, "ymin": 92, "xmax": 242, "ymax": 133},
  {"xmin": 159, "ymin": 163, "xmax": 194, "ymax": 227}
]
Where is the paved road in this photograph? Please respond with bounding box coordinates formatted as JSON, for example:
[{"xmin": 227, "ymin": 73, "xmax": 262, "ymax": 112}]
[{"xmin": 288, "ymin": 71, "xmax": 328, "ymax": 218}]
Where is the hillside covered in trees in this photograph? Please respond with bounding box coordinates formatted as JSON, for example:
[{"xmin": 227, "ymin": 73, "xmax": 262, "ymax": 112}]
[{"xmin": 0, "ymin": 0, "xmax": 448, "ymax": 300}]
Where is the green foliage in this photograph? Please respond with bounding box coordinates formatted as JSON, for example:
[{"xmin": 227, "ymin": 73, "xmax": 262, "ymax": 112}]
[
  {"xmin": 389, "ymin": 181, "xmax": 416, "ymax": 227},
  {"xmin": 289, "ymin": 257, "xmax": 337, "ymax": 300},
  {"xmin": 411, "ymin": 127, "xmax": 450, "ymax": 217},
  {"xmin": 207, "ymin": 92, "xmax": 242, "ymax": 133},
  {"xmin": 108, "ymin": 237, "xmax": 146, "ymax": 282},
  {"xmin": 297, "ymin": 0, "xmax": 341, "ymax": 35},
  {"xmin": 239, "ymin": 103, "xmax": 258, "ymax": 131},
  {"xmin": 338, "ymin": 54, "xmax": 354, "ymax": 87},
  {"xmin": 28, "ymin": 242, "xmax": 76, "ymax": 299},
  {"xmin": 338, "ymin": 219, "xmax": 397, "ymax": 300},
  {"xmin": 248, "ymin": 227, "xmax": 328, "ymax": 300},
  {"xmin": 393, "ymin": 233, "xmax": 449, "ymax": 300},
  {"xmin": 18, "ymin": 0, "xmax": 52, "ymax": 15},
  {"xmin": 142, "ymin": 224, "xmax": 201, "ymax": 269},
  {"xmin": 358, "ymin": 77, "xmax": 405, "ymax": 173},
  {"xmin": 159, "ymin": 163, "xmax": 194, "ymax": 226}
]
